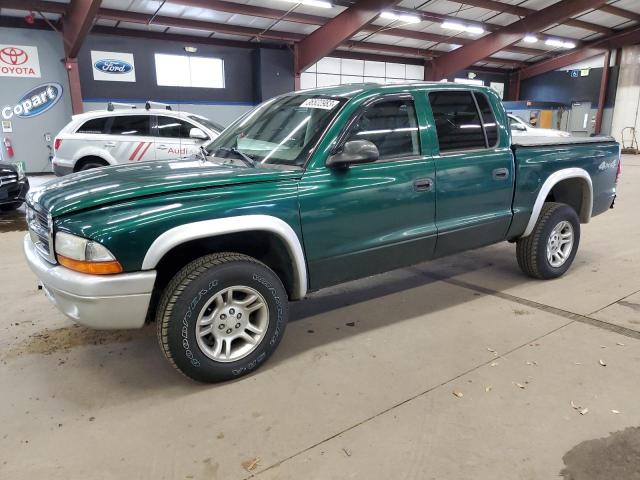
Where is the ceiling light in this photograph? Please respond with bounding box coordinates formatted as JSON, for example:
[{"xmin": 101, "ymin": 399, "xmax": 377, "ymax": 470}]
[
  {"xmin": 441, "ymin": 21, "xmax": 483, "ymax": 34},
  {"xmin": 441, "ymin": 21, "xmax": 466, "ymax": 31},
  {"xmin": 279, "ymin": 0, "xmax": 332, "ymax": 8},
  {"xmin": 380, "ymin": 11, "xmax": 421, "ymax": 24},
  {"xmin": 523, "ymin": 35, "xmax": 538, "ymax": 43},
  {"xmin": 466, "ymin": 25, "xmax": 484, "ymax": 34},
  {"xmin": 184, "ymin": 46, "xmax": 198, "ymax": 53},
  {"xmin": 562, "ymin": 41, "xmax": 576, "ymax": 49}
]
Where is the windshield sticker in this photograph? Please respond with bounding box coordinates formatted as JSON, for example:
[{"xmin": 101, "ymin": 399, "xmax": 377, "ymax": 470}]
[{"xmin": 300, "ymin": 98, "xmax": 340, "ymax": 110}]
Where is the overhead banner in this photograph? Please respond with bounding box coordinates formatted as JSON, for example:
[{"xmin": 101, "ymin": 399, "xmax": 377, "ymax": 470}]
[
  {"xmin": 91, "ymin": 50, "xmax": 136, "ymax": 82},
  {"xmin": 0, "ymin": 45, "xmax": 41, "ymax": 78}
]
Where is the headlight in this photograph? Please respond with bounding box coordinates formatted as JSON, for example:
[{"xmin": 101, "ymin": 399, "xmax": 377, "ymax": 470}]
[
  {"xmin": 55, "ymin": 232, "xmax": 123, "ymax": 274},
  {"xmin": 17, "ymin": 169, "xmax": 25, "ymax": 180}
]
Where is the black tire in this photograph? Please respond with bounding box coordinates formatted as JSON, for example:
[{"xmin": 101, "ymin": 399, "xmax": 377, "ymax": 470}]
[
  {"xmin": 156, "ymin": 252, "xmax": 289, "ymax": 383},
  {"xmin": 78, "ymin": 161, "xmax": 107, "ymax": 171},
  {"xmin": 516, "ymin": 202, "xmax": 580, "ymax": 279}
]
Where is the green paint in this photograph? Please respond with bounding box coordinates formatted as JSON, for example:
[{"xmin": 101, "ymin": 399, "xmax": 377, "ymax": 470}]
[{"xmin": 30, "ymin": 83, "xmax": 619, "ymax": 292}]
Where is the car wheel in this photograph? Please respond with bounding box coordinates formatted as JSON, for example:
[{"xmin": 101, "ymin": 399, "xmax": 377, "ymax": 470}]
[
  {"xmin": 79, "ymin": 161, "xmax": 107, "ymax": 171},
  {"xmin": 156, "ymin": 252, "xmax": 289, "ymax": 383},
  {"xmin": 516, "ymin": 202, "xmax": 581, "ymax": 279}
]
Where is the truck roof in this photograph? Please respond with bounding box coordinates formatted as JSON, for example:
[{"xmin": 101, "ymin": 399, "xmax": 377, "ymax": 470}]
[{"xmin": 296, "ymin": 81, "xmax": 495, "ymax": 98}]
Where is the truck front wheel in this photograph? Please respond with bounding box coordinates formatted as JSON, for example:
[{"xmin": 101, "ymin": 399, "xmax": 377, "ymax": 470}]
[
  {"xmin": 156, "ymin": 252, "xmax": 289, "ymax": 382},
  {"xmin": 516, "ymin": 202, "xmax": 581, "ymax": 280}
]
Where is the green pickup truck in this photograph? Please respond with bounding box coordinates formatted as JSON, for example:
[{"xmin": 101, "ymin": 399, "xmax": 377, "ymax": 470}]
[{"xmin": 24, "ymin": 83, "xmax": 620, "ymax": 382}]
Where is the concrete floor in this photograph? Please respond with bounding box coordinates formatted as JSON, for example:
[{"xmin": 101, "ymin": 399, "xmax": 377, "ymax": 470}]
[{"xmin": 1, "ymin": 156, "xmax": 639, "ymax": 479}]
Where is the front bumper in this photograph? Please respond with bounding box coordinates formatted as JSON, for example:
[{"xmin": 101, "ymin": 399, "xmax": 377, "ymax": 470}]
[
  {"xmin": 23, "ymin": 234, "xmax": 156, "ymax": 329},
  {"xmin": 0, "ymin": 177, "xmax": 29, "ymax": 206}
]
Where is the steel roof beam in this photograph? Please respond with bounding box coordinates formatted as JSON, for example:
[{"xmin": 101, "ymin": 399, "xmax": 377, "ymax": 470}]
[
  {"xmin": 519, "ymin": 24, "xmax": 640, "ymax": 79},
  {"xmin": 425, "ymin": 0, "xmax": 609, "ymax": 81},
  {"xmin": 63, "ymin": 0, "xmax": 102, "ymax": 58},
  {"xmin": 295, "ymin": 0, "xmax": 401, "ymax": 72},
  {"xmin": 445, "ymin": 0, "xmax": 615, "ymax": 35},
  {"xmin": 0, "ymin": 0, "xmax": 68, "ymax": 14}
]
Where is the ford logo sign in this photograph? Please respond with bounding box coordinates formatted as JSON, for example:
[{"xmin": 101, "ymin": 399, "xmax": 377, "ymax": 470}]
[
  {"xmin": 1, "ymin": 82, "xmax": 63, "ymax": 120},
  {"xmin": 94, "ymin": 59, "xmax": 133, "ymax": 74}
]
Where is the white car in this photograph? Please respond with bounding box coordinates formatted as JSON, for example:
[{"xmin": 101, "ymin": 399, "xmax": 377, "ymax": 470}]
[
  {"xmin": 52, "ymin": 106, "xmax": 224, "ymax": 175},
  {"xmin": 508, "ymin": 114, "xmax": 571, "ymax": 138}
]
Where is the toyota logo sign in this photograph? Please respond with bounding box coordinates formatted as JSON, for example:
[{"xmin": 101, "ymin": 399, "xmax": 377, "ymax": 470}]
[
  {"xmin": 0, "ymin": 45, "xmax": 40, "ymax": 78},
  {"xmin": 0, "ymin": 47, "xmax": 28, "ymax": 65}
]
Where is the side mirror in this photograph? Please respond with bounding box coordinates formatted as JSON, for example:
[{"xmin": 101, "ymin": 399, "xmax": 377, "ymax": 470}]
[
  {"xmin": 189, "ymin": 127, "xmax": 209, "ymax": 140},
  {"xmin": 327, "ymin": 140, "xmax": 379, "ymax": 168}
]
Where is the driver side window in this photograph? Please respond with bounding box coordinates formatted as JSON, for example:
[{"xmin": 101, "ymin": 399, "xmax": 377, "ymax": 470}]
[{"xmin": 343, "ymin": 98, "xmax": 420, "ymax": 160}]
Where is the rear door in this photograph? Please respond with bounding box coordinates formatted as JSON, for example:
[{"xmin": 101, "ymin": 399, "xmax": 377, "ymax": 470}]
[
  {"xmin": 104, "ymin": 114, "xmax": 155, "ymax": 164},
  {"xmin": 299, "ymin": 93, "xmax": 437, "ymax": 290},
  {"xmin": 427, "ymin": 89, "xmax": 514, "ymax": 257},
  {"xmin": 153, "ymin": 115, "xmax": 205, "ymax": 160}
]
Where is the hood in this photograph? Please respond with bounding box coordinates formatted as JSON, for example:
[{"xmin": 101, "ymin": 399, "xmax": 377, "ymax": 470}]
[{"xmin": 29, "ymin": 159, "xmax": 302, "ymax": 216}]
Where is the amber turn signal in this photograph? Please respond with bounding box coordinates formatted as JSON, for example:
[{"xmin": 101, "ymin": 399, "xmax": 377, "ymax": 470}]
[{"xmin": 57, "ymin": 255, "xmax": 123, "ymax": 275}]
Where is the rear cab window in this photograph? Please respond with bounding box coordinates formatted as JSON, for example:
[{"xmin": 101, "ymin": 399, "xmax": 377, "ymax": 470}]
[{"xmin": 428, "ymin": 90, "xmax": 499, "ymax": 154}]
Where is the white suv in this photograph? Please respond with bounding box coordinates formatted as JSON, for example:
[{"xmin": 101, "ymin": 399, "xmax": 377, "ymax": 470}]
[{"xmin": 52, "ymin": 106, "xmax": 223, "ymax": 175}]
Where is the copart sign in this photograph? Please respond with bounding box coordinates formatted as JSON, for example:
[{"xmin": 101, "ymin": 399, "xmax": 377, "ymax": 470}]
[
  {"xmin": 2, "ymin": 83, "xmax": 63, "ymax": 120},
  {"xmin": 0, "ymin": 45, "xmax": 41, "ymax": 78}
]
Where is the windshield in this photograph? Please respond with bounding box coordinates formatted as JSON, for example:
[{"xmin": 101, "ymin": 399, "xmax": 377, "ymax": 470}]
[
  {"xmin": 205, "ymin": 95, "xmax": 346, "ymax": 166},
  {"xmin": 188, "ymin": 115, "xmax": 225, "ymax": 133}
]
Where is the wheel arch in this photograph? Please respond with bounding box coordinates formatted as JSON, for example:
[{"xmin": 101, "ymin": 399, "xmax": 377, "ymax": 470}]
[
  {"xmin": 74, "ymin": 155, "xmax": 110, "ymax": 172},
  {"xmin": 142, "ymin": 215, "xmax": 308, "ymax": 300},
  {"xmin": 522, "ymin": 168, "xmax": 592, "ymax": 238}
]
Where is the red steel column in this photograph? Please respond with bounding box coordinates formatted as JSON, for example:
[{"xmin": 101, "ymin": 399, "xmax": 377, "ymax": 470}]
[
  {"xmin": 65, "ymin": 58, "xmax": 84, "ymax": 115},
  {"xmin": 594, "ymin": 49, "xmax": 611, "ymax": 135}
]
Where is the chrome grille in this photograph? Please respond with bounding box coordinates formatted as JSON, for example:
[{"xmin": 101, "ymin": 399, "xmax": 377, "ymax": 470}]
[
  {"xmin": 27, "ymin": 205, "xmax": 55, "ymax": 263},
  {"xmin": 0, "ymin": 168, "xmax": 17, "ymax": 186}
]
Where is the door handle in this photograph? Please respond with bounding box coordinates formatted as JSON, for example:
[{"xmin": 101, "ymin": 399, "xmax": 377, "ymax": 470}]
[
  {"xmin": 157, "ymin": 145, "xmax": 168, "ymax": 150},
  {"xmin": 492, "ymin": 168, "xmax": 509, "ymax": 180},
  {"xmin": 104, "ymin": 142, "xmax": 116, "ymax": 148},
  {"xmin": 414, "ymin": 177, "xmax": 434, "ymax": 192}
]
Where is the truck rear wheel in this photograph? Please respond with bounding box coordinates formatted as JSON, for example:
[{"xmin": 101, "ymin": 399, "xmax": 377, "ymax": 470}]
[
  {"xmin": 156, "ymin": 252, "xmax": 289, "ymax": 382},
  {"xmin": 516, "ymin": 202, "xmax": 580, "ymax": 280}
]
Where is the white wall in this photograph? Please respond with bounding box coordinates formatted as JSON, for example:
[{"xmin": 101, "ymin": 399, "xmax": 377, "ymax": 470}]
[
  {"xmin": 610, "ymin": 46, "xmax": 640, "ymax": 143},
  {"xmin": 300, "ymin": 57, "xmax": 424, "ymax": 89}
]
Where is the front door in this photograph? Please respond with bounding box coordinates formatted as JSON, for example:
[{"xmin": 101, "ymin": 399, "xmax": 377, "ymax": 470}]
[
  {"xmin": 154, "ymin": 115, "xmax": 205, "ymax": 160},
  {"xmin": 104, "ymin": 114, "xmax": 155, "ymax": 164},
  {"xmin": 426, "ymin": 89, "xmax": 514, "ymax": 257},
  {"xmin": 299, "ymin": 93, "xmax": 437, "ymax": 290}
]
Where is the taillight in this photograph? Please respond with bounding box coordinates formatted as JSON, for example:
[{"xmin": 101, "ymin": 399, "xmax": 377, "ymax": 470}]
[
  {"xmin": 54, "ymin": 138, "xmax": 62, "ymax": 151},
  {"xmin": 616, "ymin": 157, "xmax": 622, "ymax": 184}
]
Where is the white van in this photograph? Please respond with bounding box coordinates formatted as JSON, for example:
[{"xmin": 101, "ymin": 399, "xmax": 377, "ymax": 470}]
[{"xmin": 52, "ymin": 104, "xmax": 223, "ymax": 175}]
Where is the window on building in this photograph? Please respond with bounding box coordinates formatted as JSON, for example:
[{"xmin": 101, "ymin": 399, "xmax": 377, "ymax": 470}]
[
  {"xmin": 300, "ymin": 57, "xmax": 424, "ymax": 90},
  {"xmin": 428, "ymin": 91, "xmax": 486, "ymax": 152},
  {"xmin": 343, "ymin": 98, "xmax": 420, "ymax": 159},
  {"xmin": 108, "ymin": 115, "xmax": 152, "ymax": 136},
  {"xmin": 154, "ymin": 54, "xmax": 225, "ymax": 89},
  {"xmin": 156, "ymin": 116, "xmax": 195, "ymax": 139},
  {"xmin": 77, "ymin": 117, "xmax": 109, "ymax": 134},
  {"xmin": 473, "ymin": 92, "xmax": 498, "ymax": 147}
]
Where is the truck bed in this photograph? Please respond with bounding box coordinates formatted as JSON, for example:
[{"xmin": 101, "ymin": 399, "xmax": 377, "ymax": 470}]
[{"xmin": 512, "ymin": 135, "xmax": 616, "ymax": 147}]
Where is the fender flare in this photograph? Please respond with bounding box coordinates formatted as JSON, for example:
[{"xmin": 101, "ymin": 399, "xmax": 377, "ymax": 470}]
[
  {"xmin": 522, "ymin": 167, "xmax": 593, "ymax": 237},
  {"xmin": 142, "ymin": 215, "xmax": 308, "ymax": 300},
  {"xmin": 73, "ymin": 147, "xmax": 114, "ymax": 167}
]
